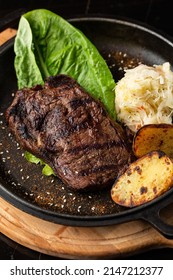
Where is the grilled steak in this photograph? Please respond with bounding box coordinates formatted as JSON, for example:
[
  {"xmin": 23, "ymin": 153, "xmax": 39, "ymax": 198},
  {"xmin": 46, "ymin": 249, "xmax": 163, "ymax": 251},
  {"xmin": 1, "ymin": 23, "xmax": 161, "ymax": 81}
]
[{"xmin": 6, "ymin": 74, "xmax": 131, "ymax": 190}]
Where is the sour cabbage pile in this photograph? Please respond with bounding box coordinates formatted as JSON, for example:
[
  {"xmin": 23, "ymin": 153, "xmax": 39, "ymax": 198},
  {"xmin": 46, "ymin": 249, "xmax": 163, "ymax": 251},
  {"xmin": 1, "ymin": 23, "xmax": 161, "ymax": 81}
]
[{"xmin": 115, "ymin": 62, "xmax": 173, "ymax": 132}]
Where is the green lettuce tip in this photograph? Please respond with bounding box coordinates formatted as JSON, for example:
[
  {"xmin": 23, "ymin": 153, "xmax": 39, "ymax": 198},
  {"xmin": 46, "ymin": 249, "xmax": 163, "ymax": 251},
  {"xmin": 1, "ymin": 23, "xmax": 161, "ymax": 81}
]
[{"xmin": 25, "ymin": 151, "xmax": 55, "ymax": 176}]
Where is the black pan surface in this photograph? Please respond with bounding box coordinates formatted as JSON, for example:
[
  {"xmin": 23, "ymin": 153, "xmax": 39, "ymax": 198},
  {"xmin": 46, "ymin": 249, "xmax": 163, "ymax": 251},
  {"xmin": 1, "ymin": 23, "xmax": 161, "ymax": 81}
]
[{"xmin": 1, "ymin": 17, "xmax": 173, "ymax": 231}]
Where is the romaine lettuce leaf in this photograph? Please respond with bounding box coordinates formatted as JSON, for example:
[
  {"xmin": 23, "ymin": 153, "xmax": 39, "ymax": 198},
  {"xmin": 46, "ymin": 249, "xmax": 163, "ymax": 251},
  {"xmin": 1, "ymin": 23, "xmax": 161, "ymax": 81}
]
[{"xmin": 14, "ymin": 9, "xmax": 116, "ymax": 119}]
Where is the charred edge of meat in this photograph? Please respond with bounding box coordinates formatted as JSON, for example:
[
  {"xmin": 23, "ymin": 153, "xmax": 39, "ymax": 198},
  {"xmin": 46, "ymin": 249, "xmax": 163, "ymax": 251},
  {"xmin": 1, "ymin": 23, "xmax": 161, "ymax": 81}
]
[{"xmin": 45, "ymin": 74, "xmax": 76, "ymax": 89}]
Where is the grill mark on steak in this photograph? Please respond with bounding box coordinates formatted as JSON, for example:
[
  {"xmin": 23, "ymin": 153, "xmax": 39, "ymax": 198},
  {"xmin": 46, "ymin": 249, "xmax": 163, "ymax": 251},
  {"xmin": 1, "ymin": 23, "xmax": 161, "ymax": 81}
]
[
  {"xmin": 68, "ymin": 140, "xmax": 120, "ymax": 154},
  {"xmin": 6, "ymin": 74, "xmax": 132, "ymax": 191},
  {"xmin": 69, "ymin": 97, "xmax": 93, "ymax": 110},
  {"xmin": 79, "ymin": 164, "xmax": 118, "ymax": 176}
]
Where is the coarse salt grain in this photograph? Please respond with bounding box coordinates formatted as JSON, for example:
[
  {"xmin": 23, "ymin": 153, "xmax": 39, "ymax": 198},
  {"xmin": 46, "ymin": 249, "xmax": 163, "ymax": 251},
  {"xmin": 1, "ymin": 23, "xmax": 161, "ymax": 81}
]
[{"xmin": 77, "ymin": 206, "xmax": 81, "ymax": 212}]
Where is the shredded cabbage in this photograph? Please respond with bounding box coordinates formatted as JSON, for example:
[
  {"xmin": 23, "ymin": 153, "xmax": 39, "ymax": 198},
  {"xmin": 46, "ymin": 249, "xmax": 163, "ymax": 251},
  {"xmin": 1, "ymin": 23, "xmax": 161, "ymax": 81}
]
[{"xmin": 115, "ymin": 62, "xmax": 173, "ymax": 132}]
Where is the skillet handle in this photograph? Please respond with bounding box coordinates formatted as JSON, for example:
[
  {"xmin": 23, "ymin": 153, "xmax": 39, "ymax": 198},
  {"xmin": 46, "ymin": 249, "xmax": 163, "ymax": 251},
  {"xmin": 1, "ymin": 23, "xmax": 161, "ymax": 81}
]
[
  {"xmin": 0, "ymin": 9, "xmax": 25, "ymax": 32},
  {"xmin": 140, "ymin": 194, "xmax": 173, "ymax": 239}
]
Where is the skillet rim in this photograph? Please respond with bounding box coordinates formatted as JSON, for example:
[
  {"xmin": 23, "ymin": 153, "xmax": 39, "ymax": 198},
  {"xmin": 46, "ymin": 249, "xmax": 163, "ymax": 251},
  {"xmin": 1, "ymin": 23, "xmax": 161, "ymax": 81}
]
[{"xmin": 1, "ymin": 16, "xmax": 173, "ymax": 227}]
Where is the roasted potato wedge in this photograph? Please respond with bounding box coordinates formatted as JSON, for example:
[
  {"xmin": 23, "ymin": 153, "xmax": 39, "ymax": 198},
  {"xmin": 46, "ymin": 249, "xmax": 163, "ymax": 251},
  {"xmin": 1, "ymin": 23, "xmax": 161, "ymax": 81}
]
[
  {"xmin": 111, "ymin": 151, "xmax": 173, "ymax": 207},
  {"xmin": 133, "ymin": 124, "xmax": 173, "ymax": 158}
]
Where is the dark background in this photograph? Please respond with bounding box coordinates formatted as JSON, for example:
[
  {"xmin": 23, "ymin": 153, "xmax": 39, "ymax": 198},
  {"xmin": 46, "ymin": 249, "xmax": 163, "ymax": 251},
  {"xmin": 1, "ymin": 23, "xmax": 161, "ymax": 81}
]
[
  {"xmin": 1, "ymin": 0, "xmax": 173, "ymax": 260},
  {"xmin": 0, "ymin": 0, "xmax": 172, "ymax": 37}
]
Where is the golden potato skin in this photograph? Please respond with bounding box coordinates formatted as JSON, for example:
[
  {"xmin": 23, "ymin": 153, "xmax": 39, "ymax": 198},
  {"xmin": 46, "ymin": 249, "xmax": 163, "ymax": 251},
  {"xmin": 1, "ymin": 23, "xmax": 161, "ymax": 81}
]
[
  {"xmin": 111, "ymin": 151, "xmax": 173, "ymax": 207},
  {"xmin": 132, "ymin": 124, "xmax": 173, "ymax": 158}
]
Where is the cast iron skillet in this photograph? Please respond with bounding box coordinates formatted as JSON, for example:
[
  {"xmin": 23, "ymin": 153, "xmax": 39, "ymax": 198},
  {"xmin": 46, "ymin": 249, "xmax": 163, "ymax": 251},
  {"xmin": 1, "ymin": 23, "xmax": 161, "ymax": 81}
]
[{"xmin": 1, "ymin": 12, "xmax": 173, "ymax": 238}]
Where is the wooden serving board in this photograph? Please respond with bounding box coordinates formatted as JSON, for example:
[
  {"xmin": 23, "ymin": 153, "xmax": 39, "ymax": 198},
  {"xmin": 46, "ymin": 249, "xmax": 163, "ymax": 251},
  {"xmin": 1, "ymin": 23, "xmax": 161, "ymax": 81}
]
[
  {"xmin": 1, "ymin": 197, "xmax": 173, "ymax": 259},
  {"xmin": 0, "ymin": 28, "xmax": 17, "ymax": 45},
  {"xmin": 1, "ymin": 28, "xmax": 173, "ymax": 259}
]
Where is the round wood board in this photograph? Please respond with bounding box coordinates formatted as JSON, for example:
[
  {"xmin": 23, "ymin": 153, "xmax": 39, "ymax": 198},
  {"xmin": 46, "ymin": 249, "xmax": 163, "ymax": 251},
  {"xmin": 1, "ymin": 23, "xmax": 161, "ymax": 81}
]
[
  {"xmin": 1, "ymin": 29, "xmax": 173, "ymax": 260},
  {"xmin": 0, "ymin": 28, "xmax": 17, "ymax": 45},
  {"xmin": 1, "ymin": 197, "xmax": 173, "ymax": 259}
]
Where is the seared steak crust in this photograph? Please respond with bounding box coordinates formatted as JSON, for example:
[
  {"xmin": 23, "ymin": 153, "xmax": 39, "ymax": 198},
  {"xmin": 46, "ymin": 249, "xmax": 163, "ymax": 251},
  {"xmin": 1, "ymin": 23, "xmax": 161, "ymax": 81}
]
[{"xmin": 6, "ymin": 75, "xmax": 131, "ymax": 190}]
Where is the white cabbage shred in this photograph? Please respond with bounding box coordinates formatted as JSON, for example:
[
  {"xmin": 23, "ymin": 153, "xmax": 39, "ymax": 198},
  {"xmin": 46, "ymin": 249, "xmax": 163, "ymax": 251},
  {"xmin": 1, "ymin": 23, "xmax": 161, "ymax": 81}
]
[{"xmin": 115, "ymin": 62, "xmax": 173, "ymax": 132}]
